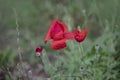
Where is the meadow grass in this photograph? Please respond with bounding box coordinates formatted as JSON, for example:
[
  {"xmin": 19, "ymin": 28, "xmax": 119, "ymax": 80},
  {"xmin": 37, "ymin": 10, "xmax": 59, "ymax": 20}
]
[{"xmin": 0, "ymin": 0, "xmax": 120, "ymax": 80}]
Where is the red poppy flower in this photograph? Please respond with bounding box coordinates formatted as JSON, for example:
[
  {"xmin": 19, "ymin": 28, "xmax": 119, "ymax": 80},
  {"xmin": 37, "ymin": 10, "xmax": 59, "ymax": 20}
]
[
  {"xmin": 44, "ymin": 20, "xmax": 73, "ymax": 50},
  {"xmin": 44, "ymin": 20, "xmax": 68, "ymax": 43},
  {"xmin": 73, "ymin": 29, "xmax": 88, "ymax": 42}
]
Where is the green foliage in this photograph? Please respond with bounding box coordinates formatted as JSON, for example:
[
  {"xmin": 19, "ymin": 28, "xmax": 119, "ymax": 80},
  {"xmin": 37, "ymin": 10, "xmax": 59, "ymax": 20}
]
[
  {"xmin": 42, "ymin": 50, "xmax": 56, "ymax": 75},
  {"xmin": 0, "ymin": 0, "xmax": 120, "ymax": 80},
  {"xmin": 0, "ymin": 48, "xmax": 16, "ymax": 67},
  {"xmin": 40, "ymin": 0, "xmax": 120, "ymax": 79},
  {"xmin": 41, "ymin": 29, "xmax": 119, "ymax": 80},
  {"xmin": 0, "ymin": 48, "xmax": 17, "ymax": 80}
]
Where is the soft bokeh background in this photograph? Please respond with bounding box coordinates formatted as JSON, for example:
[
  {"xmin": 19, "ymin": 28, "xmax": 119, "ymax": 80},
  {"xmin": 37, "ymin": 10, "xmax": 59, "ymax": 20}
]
[{"xmin": 0, "ymin": 0, "xmax": 120, "ymax": 80}]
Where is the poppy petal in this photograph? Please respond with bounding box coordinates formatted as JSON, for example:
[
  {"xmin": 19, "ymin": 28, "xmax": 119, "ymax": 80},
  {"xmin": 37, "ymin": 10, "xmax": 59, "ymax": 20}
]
[
  {"xmin": 58, "ymin": 20, "xmax": 68, "ymax": 32},
  {"xmin": 53, "ymin": 31, "xmax": 64, "ymax": 40},
  {"xmin": 44, "ymin": 20, "xmax": 68, "ymax": 44},
  {"xmin": 73, "ymin": 28, "xmax": 80, "ymax": 36},
  {"xmin": 64, "ymin": 32, "xmax": 74, "ymax": 39},
  {"xmin": 44, "ymin": 20, "xmax": 56, "ymax": 43},
  {"xmin": 50, "ymin": 39, "xmax": 66, "ymax": 50},
  {"xmin": 50, "ymin": 20, "xmax": 68, "ymax": 38}
]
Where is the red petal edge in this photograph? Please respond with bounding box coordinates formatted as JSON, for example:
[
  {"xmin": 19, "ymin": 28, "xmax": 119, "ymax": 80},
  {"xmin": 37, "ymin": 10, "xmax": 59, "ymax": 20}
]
[
  {"xmin": 50, "ymin": 39, "xmax": 66, "ymax": 50},
  {"xmin": 44, "ymin": 20, "xmax": 57, "ymax": 44}
]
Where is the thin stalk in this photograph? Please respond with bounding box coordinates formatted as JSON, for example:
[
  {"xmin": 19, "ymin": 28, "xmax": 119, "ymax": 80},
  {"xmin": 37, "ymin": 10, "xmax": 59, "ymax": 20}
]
[
  {"xmin": 7, "ymin": 68, "xmax": 14, "ymax": 80},
  {"xmin": 78, "ymin": 26, "xmax": 86, "ymax": 65},
  {"xmin": 79, "ymin": 43, "xmax": 86, "ymax": 66},
  {"xmin": 13, "ymin": 8, "xmax": 24, "ymax": 79}
]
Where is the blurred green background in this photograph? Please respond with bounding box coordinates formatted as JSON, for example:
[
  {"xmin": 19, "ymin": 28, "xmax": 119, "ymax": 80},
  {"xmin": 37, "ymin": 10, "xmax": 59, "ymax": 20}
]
[
  {"xmin": 0, "ymin": 0, "xmax": 120, "ymax": 51},
  {"xmin": 0, "ymin": 0, "xmax": 120, "ymax": 80}
]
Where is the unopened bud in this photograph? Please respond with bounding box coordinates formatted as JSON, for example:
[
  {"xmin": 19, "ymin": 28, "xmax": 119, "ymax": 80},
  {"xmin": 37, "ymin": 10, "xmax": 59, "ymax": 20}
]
[
  {"xmin": 80, "ymin": 66, "xmax": 84, "ymax": 72},
  {"xmin": 35, "ymin": 45, "xmax": 43, "ymax": 56},
  {"xmin": 95, "ymin": 44, "xmax": 100, "ymax": 52}
]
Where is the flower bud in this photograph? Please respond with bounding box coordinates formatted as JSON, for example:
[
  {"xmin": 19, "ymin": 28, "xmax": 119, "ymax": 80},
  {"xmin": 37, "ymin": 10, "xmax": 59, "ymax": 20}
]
[
  {"xmin": 35, "ymin": 45, "xmax": 43, "ymax": 56},
  {"xmin": 80, "ymin": 66, "xmax": 84, "ymax": 72},
  {"xmin": 95, "ymin": 44, "xmax": 100, "ymax": 53}
]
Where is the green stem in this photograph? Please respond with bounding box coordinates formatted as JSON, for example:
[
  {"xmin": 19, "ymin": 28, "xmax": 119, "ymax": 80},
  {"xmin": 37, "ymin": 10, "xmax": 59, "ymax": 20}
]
[{"xmin": 13, "ymin": 8, "xmax": 25, "ymax": 78}]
